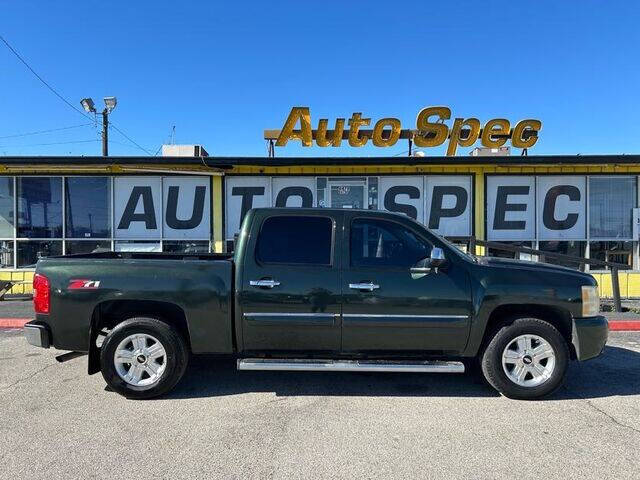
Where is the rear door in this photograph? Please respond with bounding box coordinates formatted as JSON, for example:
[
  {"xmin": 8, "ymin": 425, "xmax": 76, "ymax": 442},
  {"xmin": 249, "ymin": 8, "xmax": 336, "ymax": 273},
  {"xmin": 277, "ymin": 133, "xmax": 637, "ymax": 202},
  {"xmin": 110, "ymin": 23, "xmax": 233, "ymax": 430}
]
[
  {"xmin": 238, "ymin": 211, "xmax": 342, "ymax": 353},
  {"xmin": 341, "ymin": 212, "xmax": 472, "ymax": 354}
]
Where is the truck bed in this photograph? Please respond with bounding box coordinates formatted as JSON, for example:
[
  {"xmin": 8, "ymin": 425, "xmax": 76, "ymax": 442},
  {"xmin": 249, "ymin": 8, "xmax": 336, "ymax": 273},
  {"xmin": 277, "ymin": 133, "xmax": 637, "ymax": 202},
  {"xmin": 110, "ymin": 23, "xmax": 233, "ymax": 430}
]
[{"xmin": 34, "ymin": 254, "xmax": 234, "ymax": 354}]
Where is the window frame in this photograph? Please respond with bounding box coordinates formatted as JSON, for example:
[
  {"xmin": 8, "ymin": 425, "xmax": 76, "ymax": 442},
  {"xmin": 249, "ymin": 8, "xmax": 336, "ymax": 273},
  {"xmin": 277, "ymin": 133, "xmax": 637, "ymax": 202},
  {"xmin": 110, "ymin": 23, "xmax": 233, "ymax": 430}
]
[{"xmin": 254, "ymin": 214, "xmax": 335, "ymax": 267}]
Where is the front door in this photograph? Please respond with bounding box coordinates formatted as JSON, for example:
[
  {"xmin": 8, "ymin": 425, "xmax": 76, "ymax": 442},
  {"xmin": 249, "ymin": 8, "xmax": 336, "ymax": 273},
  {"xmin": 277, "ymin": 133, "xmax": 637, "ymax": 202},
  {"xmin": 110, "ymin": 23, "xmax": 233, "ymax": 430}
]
[
  {"xmin": 239, "ymin": 212, "xmax": 342, "ymax": 353},
  {"xmin": 329, "ymin": 179, "xmax": 366, "ymax": 209},
  {"xmin": 341, "ymin": 213, "xmax": 472, "ymax": 354}
]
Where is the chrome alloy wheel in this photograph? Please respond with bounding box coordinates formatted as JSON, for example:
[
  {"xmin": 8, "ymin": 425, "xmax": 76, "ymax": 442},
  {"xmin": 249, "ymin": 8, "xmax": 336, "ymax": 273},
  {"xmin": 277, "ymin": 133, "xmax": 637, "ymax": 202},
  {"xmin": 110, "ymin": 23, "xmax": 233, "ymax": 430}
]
[
  {"xmin": 501, "ymin": 334, "xmax": 556, "ymax": 387},
  {"xmin": 114, "ymin": 333, "xmax": 167, "ymax": 387}
]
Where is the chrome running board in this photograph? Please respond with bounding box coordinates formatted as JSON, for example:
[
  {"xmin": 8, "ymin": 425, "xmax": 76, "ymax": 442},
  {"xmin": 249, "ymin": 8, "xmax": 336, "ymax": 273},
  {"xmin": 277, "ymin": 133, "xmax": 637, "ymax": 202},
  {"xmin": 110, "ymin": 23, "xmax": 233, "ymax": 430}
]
[{"xmin": 237, "ymin": 358, "xmax": 465, "ymax": 373}]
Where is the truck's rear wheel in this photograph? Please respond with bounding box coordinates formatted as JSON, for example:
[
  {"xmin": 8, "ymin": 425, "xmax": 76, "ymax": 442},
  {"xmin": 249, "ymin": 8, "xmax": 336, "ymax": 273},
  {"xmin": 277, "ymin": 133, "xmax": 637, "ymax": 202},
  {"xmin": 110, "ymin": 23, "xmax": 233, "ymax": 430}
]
[
  {"xmin": 100, "ymin": 317, "xmax": 188, "ymax": 399},
  {"xmin": 481, "ymin": 318, "xmax": 569, "ymax": 400}
]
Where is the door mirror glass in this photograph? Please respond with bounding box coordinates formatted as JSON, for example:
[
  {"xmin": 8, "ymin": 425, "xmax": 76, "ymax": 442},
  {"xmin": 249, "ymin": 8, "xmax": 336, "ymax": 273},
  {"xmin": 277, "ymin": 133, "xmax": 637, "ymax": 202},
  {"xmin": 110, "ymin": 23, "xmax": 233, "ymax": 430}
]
[
  {"xmin": 429, "ymin": 247, "xmax": 446, "ymax": 267},
  {"xmin": 410, "ymin": 247, "xmax": 446, "ymax": 277}
]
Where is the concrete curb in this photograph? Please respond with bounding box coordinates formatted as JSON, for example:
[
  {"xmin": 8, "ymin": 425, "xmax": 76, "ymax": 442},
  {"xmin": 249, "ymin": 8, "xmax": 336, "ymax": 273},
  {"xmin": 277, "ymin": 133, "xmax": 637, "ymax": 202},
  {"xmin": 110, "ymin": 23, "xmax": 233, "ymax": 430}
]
[{"xmin": 2, "ymin": 318, "xmax": 640, "ymax": 331}]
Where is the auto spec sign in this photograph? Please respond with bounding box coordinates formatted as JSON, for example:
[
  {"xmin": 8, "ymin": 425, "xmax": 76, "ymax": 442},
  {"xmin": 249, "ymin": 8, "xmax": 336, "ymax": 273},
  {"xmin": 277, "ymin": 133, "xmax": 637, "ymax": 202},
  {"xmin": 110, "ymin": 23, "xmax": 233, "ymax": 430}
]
[
  {"xmin": 270, "ymin": 107, "xmax": 541, "ymax": 156},
  {"xmin": 487, "ymin": 176, "xmax": 586, "ymax": 241},
  {"xmin": 225, "ymin": 176, "xmax": 472, "ymax": 239},
  {"xmin": 114, "ymin": 176, "xmax": 210, "ymax": 239}
]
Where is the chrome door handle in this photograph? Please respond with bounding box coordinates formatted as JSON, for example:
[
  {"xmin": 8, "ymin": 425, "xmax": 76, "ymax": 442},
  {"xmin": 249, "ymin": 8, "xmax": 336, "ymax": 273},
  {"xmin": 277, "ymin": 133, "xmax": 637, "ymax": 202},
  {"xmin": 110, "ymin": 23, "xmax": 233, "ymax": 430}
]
[
  {"xmin": 349, "ymin": 282, "xmax": 380, "ymax": 292},
  {"xmin": 249, "ymin": 279, "xmax": 281, "ymax": 288}
]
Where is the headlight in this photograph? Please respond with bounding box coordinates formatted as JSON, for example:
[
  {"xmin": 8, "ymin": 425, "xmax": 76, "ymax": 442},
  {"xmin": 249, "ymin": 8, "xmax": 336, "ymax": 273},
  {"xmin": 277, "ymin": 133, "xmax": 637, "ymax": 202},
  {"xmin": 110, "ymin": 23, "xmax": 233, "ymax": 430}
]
[{"xmin": 581, "ymin": 285, "xmax": 600, "ymax": 317}]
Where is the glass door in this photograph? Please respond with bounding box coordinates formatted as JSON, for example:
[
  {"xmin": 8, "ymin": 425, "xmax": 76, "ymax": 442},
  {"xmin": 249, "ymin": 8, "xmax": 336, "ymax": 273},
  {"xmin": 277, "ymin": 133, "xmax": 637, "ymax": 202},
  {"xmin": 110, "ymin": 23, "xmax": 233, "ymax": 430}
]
[{"xmin": 328, "ymin": 178, "xmax": 366, "ymax": 209}]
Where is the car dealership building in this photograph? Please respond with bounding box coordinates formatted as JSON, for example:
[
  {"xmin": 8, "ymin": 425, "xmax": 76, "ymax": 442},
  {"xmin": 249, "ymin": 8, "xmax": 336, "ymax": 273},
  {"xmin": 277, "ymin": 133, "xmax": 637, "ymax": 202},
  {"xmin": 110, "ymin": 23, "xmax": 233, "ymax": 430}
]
[{"xmin": 0, "ymin": 152, "xmax": 638, "ymax": 298}]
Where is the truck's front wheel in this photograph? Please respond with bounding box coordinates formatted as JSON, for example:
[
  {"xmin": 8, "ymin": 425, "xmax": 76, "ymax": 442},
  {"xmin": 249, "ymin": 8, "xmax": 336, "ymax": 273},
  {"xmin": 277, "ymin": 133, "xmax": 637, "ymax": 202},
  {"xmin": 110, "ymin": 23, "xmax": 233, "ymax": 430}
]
[
  {"xmin": 100, "ymin": 317, "xmax": 189, "ymax": 399},
  {"xmin": 481, "ymin": 318, "xmax": 569, "ymax": 400}
]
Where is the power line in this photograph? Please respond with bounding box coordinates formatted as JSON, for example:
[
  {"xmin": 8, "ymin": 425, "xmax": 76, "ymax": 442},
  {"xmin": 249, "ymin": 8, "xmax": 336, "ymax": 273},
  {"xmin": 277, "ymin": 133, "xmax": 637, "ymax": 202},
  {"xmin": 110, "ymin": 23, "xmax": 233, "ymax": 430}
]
[
  {"xmin": 1, "ymin": 34, "xmax": 152, "ymax": 155},
  {"xmin": 0, "ymin": 139, "xmax": 99, "ymax": 148},
  {"xmin": 0, "ymin": 34, "xmax": 93, "ymax": 120},
  {"xmin": 109, "ymin": 123, "xmax": 153, "ymax": 155},
  {"xmin": 0, "ymin": 123, "xmax": 93, "ymax": 139}
]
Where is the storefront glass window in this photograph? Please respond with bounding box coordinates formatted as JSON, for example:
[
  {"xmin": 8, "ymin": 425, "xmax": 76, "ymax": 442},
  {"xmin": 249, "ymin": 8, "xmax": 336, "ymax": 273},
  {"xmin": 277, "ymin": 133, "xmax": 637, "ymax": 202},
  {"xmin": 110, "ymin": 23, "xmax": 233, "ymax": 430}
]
[
  {"xmin": 65, "ymin": 177, "xmax": 111, "ymax": 238},
  {"xmin": 65, "ymin": 241, "xmax": 111, "ymax": 255},
  {"xmin": 0, "ymin": 177, "xmax": 14, "ymax": 238},
  {"xmin": 162, "ymin": 241, "xmax": 210, "ymax": 253},
  {"xmin": 0, "ymin": 240, "xmax": 14, "ymax": 268},
  {"xmin": 17, "ymin": 177, "xmax": 62, "ymax": 238},
  {"xmin": 539, "ymin": 241, "xmax": 586, "ymax": 268},
  {"xmin": 589, "ymin": 241, "xmax": 633, "ymax": 270},
  {"xmin": 17, "ymin": 240, "xmax": 62, "ymax": 268},
  {"xmin": 589, "ymin": 176, "xmax": 636, "ymax": 239},
  {"xmin": 487, "ymin": 241, "xmax": 533, "ymax": 260}
]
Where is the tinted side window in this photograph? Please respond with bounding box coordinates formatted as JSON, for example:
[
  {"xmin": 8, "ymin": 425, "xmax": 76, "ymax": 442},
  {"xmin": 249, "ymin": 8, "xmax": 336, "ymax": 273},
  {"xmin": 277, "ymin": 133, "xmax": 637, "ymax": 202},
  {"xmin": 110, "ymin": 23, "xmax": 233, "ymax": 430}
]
[
  {"xmin": 256, "ymin": 216, "xmax": 333, "ymax": 265},
  {"xmin": 350, "ymin": 218, "xmax": 431, "ymax": 268}
]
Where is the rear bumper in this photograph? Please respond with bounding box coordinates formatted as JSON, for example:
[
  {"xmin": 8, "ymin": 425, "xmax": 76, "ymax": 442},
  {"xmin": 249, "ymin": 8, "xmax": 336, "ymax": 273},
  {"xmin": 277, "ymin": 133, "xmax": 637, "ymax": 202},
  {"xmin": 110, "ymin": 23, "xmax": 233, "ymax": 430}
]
[
  {"xmin": 24, "ymin": 320, "xmax": 51, "ymax": 349},
  {"xmin": 572, "ymin": 315, "xmax": 608, "ymax": 361}
]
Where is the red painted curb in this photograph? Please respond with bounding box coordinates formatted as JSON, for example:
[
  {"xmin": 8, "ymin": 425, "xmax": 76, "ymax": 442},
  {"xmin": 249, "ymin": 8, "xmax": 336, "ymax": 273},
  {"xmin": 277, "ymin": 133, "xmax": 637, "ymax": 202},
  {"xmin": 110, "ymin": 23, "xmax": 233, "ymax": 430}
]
[
  {"xmin": 608, "ymin": 320, "xmax": 640, "ymax": 331},
  {"xmin": 0, "ymin": 318, "xmax": 30, "ymax": 328}
]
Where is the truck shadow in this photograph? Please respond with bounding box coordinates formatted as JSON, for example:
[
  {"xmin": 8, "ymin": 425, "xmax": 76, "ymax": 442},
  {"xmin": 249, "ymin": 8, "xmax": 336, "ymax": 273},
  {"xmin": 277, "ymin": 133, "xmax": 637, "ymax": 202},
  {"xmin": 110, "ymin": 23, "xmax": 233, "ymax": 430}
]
[{"xmin": 165, "ymin": 345, "xmax": 640, "ymax": 400}]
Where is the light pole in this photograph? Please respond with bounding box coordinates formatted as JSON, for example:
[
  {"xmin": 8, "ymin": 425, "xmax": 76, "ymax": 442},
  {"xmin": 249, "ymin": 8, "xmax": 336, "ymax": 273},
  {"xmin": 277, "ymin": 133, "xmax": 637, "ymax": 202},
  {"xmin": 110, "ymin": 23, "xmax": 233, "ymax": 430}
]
[{"xmin": 81, "ymin": 96, "xmax": 117, "ymax": 156}]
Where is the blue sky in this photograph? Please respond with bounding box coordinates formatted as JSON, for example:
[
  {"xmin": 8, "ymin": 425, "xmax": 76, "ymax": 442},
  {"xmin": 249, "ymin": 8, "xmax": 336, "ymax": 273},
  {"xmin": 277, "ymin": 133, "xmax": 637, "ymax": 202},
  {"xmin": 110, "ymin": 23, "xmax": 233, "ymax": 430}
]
[{"xmin": 1, "ymin": 1, "xmax": 638, "ymax": 158}]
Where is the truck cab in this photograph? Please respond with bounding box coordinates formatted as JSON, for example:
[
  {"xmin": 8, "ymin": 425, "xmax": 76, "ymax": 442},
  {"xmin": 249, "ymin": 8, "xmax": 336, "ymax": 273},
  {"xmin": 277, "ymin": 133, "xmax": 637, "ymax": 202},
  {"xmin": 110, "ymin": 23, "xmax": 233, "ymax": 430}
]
[{"xmin": 235, "ymin": 208, "xmax": 473, "ymax": 356}]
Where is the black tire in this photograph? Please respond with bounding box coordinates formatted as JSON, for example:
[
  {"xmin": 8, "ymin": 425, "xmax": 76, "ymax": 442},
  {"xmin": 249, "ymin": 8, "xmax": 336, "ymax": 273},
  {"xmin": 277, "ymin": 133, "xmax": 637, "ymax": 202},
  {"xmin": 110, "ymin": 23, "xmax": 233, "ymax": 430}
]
[
  {"xmin": 481, "ymin": 318, "xmax": 569, "ymax": 400},
  {"xmin": 100, "ymin": 316, "xmax": 189, "ymax": 399}
]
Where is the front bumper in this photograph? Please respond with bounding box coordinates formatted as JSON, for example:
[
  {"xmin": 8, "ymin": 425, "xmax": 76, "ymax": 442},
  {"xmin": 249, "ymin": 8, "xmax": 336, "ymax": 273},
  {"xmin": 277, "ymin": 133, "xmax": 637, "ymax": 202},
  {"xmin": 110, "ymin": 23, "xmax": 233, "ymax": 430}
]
[
  {"xmin": 572, "ymin": 315, "xmax": 608, "ymax": 361},
  {"xmin": 24, "ymin": 321, "xmax": 51, "ymax": 349}
]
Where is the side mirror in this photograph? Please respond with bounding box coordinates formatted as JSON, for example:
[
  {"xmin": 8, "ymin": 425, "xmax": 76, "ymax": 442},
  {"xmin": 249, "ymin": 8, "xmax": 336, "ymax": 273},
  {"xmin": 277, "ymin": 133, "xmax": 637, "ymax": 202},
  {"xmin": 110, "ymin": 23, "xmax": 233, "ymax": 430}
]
[{"xmin": 410, "ymin": 247, "xmax": 446, "ymax": 277}]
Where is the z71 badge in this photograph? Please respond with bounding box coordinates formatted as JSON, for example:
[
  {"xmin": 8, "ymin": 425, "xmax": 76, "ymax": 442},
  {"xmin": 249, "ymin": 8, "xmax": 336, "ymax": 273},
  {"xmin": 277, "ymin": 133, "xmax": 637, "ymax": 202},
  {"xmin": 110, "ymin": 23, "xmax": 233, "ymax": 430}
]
[{"xmin": 68, "ymin": 279, "xmax": 101, "ymax": 290}]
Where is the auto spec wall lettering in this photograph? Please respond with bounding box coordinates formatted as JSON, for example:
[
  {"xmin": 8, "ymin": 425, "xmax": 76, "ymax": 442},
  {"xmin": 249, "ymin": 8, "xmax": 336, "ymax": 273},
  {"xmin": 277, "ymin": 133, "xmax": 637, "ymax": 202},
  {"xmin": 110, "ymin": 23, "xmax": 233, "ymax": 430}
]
[
  {"xmin": 486, "ymin": 176, "xmax": 586, "ymax": 241},
  {"xmin": 225, "ymin": 176, "xmax": 472, "ymax": 240},
  {"xmin": 536, "ymin": 176, "xmax": 585, "ymax": 240},
  {"xmin": 226, "ymin": 177, "xmax": 272, "ymax": 239},
  {"xmin": 379, "ymin": 176, "xmax": 423, "ymax": 221},
  {"xmin": 114, "ymin": 176, "xmax": 210, "ymax": 239},
  {"xmin": 486, "ymin": 176, "xmax": 536, "ymax": 241},
  {"xmin": 272, "ymin": 177, "xmax": 315, "ymax": 209},
  {"xmin": 115, "ymin": 177, "xmax": 162, "ymax": 238},
  {"xmin": 424, "ymin": 176, "xmax": 472, "ymax": 237},
  {"xmin": 162, "ymin": 177, "xmax": 210, "ymax": 239}
]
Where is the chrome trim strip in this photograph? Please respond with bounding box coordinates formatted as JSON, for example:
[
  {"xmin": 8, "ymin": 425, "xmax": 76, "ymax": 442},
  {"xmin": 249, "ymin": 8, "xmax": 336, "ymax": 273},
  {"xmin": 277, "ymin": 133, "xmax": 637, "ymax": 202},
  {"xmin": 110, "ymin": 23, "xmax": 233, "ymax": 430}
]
[
  {"xmin": 237, "ymin": 358, "xmax": 465, "ymax": 373},
  {"xmin": 244, "ymin": 312, "xmax": 338, "ymax": 318},
  {"xmin": 342, "ymin": 314, "xmax": 469, "ymax": 319}
]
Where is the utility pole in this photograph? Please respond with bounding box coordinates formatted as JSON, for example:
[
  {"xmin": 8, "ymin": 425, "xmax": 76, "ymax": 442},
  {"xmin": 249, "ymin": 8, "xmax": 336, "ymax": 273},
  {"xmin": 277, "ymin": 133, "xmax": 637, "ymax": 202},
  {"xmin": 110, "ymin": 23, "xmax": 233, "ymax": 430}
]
[{"xmin": 102, "ymin": 108, "xmax": 109, "ymax": 156}]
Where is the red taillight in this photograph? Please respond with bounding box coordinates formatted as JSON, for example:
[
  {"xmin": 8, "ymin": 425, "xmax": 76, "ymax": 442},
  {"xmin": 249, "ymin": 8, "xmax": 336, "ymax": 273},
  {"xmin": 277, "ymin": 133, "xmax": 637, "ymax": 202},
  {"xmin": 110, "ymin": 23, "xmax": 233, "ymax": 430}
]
[{"xmin": 33, "ymin": 273, "xmax": 50, "ymax": 314}]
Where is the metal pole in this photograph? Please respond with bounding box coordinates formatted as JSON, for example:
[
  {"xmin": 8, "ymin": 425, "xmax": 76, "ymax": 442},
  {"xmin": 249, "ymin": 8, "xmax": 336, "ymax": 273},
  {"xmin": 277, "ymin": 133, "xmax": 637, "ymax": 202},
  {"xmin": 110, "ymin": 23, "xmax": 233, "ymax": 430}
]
[
  {"xmin": 611, "ymin": 267, "xmax": 622, "ymax": 312},
  {"xmin": 102, "ymin": 109, "xmax": 109, "ymax": 156}
]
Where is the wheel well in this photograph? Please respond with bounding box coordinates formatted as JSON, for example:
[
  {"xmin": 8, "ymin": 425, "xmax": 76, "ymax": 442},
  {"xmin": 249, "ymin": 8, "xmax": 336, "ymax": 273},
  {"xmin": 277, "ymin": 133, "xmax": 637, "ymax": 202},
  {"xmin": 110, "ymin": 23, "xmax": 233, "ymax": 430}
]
[
  {"xmin": 480, "ymin": 304, "xmax": 574, "ymax": 357},
  {"xmin": 87, "ymin": 300, "xmax": 190, "ymax": 374}
]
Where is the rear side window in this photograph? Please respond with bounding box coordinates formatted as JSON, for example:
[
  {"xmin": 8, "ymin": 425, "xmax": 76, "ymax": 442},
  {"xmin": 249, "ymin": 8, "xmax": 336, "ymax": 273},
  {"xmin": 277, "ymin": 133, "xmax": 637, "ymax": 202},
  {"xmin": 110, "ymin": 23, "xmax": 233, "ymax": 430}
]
[{"xmin": 256, "ymin": 216, "xmax": 333, "ymax": 265}]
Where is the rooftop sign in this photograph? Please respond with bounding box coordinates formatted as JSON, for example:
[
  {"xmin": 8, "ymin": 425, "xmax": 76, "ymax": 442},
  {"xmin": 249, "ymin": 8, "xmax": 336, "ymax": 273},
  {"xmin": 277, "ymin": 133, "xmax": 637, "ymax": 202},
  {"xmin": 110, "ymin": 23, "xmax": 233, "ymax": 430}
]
[{"xmin": 265, "ymin": 106, "xmax": 541, "ymax": 156}]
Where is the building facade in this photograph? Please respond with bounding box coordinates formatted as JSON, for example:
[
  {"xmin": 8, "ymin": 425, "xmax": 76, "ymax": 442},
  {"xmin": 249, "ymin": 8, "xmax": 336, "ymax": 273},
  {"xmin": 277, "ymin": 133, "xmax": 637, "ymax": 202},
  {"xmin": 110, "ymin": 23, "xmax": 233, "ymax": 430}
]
[{"xmin": 0, "ymin": 154, "xmax": 638, "ymax": 298}]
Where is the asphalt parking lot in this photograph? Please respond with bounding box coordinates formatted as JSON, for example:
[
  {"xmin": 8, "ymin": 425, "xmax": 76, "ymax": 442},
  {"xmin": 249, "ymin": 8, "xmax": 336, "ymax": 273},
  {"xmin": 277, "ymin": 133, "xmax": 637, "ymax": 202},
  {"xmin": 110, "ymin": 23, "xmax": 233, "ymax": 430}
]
[{"xmin": 1, "ymin": 328, "xmax": 639, "ymax": 479}]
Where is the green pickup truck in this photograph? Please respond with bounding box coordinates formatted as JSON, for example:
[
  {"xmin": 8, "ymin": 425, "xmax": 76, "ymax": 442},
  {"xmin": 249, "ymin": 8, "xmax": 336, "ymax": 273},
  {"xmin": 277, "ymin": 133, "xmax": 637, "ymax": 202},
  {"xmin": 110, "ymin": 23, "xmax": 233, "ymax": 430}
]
[{"xmin": 24, "ymin": 207, "xmax": 608, "ymax": 400}]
